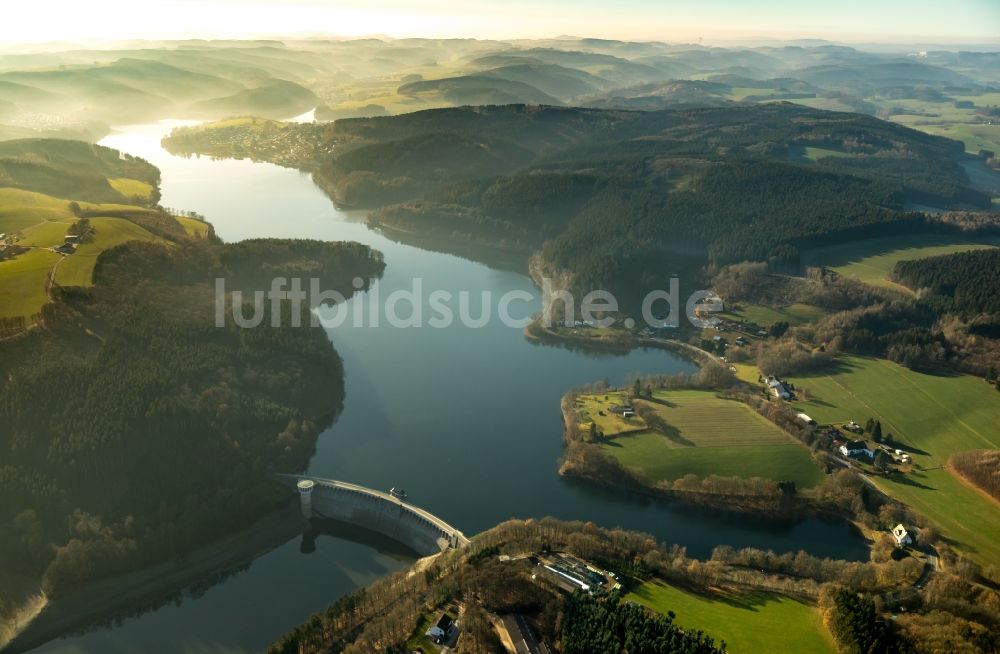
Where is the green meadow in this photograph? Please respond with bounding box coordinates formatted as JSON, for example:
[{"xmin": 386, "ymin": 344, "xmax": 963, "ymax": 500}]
[
  {"xmin": 914, "ymin": 122, "xmax": 1000, "ymax": 156},
  {"xmin": 587, "ymin": 389, "xmax": 823, "ymax": 487},
  {"xmin": 18, "ymin": 219, "xmax": 73, "ymax": 248},
  {"xmin": 788, "ymin": 355, "xmax": 1000, "ymax": 566},
  {"xmin": 177, "ymin": 216, "xmax": 211, "ymax": 238},
  {"xmin": 801, "ymin": 146, "xmax": 852, "ymax": 161},
  {"xmin": 0, "ymin": 248, "xmax": 60, "ymax": 320},
  {"xmin": 723, "ymin": 302, "xmax": 828, "ymax": 327},
  {"xmin": 108, "ymin": 177, "xmax": 155, "ymax": 201},
  {"xmin": 802, "ymin": 234, "xmax": 1000, "ymax": 292},
  {"xmin": 0, "ymin": 187, "xmax": 166, "ymax": 318},
  {"xmin": 54, "ymin": 217, "xmax": 163, "ymax": 287},
  {"xmin": 628, "ymin": 580, "xmax": 836, "ymax": 654},
  {"xmin": 0, "ymin": 188, "xmax": 77, "ymax": 233}
]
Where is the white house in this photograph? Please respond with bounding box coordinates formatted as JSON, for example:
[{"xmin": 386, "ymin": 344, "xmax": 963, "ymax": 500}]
[
  {"xmin": 766, "ymin": 376, "xmax": 790, "ymax": 400},
  {"xmin": 839, "ymin": 440, "xmax": 874, "ymax": 458},
  {"xmin": 892, "ymin": 524, "xmax": 913, "ymax": 547},
  {"xmin": 426, "ymin": 614, "xmax": 454, "ymax": 643}
]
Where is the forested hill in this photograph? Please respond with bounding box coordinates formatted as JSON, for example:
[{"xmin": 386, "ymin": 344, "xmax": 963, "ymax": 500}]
[
  {"xmin": 0, "ymin": 148, "xmax": 385, "ymax": 638},
  {"xmin": 0, "ymin": 235, "xmax": 384, "ymax": 605},
  {"xmin": 894, "ymin": 248, "xmax": 1000, "ymax": 316},
  {"xmin": 0, "ymin": 138, "xmax": 160, "ymax": 204},
  {"xmin": 164, "ymin": 102, "xmax": 988, "ymax": 299}
]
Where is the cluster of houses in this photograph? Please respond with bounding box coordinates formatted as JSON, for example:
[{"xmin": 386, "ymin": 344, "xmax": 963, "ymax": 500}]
[
  {"xmin": 836, "ymin": 438, "xmax": 912, "ymax": 464},
  {"xmin": 714, "ymin": 317, "xmax": 769, "ymax": 340},
  {"xmin": 691, "ymin": 294, "xmax": 725, "ymax": 326}
]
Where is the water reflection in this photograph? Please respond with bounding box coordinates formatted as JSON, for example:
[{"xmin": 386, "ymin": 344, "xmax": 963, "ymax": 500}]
[
  {"xmin": 29, "ymin": 519, "xmax": 415, "ymax": 654},
  {"xmin": 23, "ymin": 121, "xmax": 871, "ymax": 653}
]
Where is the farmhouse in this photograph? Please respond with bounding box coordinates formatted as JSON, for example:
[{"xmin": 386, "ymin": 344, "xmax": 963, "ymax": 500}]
[
  {"xmin": 766, "ymin": 376, "xmax": 790, "ymax": 400},
  {"xmin": 539, "ymin": 554, "xmax": 616, "ymax": 595},
  {"xmin": 839, "ymin": 440, "xmax": 874, "ymax": 458},
  {"xmin": 609, "ymin": 404, "xmax": 635, "ymax": 417},
  {"xmin": 425, "ymin": 613, "xmax": 454, "ymax": 643},
  {"xmin": 892, "ymin": 524, "xmax": 913, "ymax": 547}
]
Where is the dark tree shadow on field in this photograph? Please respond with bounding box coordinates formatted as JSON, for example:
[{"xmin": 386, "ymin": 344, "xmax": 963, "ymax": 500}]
[
  {"xmin": 656, "ymin": 423, "xmax": 695, "ymax": 448},
  {"xmin": 888, "ymin": 472, "xmax": 935, "ymax": 491},
  {"xmin": 647, "ymin": 580, "xmax": 773, "ymax": 612},
  {"xmin": 636, "ymin": 405, "xmax": 695, "ymax": 447},
  {"xmin": 909, "ymin": 364, "xmax": 962, "ymax": 378}
]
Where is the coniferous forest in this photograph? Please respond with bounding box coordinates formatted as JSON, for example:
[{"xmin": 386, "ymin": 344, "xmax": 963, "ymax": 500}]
[{"xmin": 0, "ymin": 234, "xmax": 384, "ymax": 596}]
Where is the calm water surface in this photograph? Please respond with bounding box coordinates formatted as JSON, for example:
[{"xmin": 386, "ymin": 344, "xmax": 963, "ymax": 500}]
[{"xmin": 30, "ymin": 121, "xmax": 867, "ymax": 653}]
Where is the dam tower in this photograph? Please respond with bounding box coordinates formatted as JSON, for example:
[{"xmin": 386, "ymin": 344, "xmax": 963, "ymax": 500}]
[{"xmin": 297, "ymin": 479, "xmax": 315, "ymax": 519}]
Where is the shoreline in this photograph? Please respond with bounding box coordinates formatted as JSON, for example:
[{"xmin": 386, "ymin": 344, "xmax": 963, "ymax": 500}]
[
  {"xmin": 524, "ymin": 315, "xmax": 722, "ymax": 366},
  {"xmin": 540, "ymin": 326, "xmax": 866, "ymax": 531},
  {"xmin": 4, "ymin": 500, "xmax": 304, "ymax": 654},
  {"xmin": 557, "ymin": 391, "xmax": 810, "ymax": 518}
]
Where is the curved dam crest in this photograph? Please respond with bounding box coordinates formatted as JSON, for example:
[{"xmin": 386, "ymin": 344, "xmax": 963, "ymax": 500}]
[{"xmin": 280, "ymin": 475, "xmax": 471, "ymax": 556}]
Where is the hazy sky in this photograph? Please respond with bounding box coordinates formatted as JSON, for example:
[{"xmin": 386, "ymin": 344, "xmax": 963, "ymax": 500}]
[{"xmin": 2, "ymin": 0, "xmax": 999, "ymax": 44}]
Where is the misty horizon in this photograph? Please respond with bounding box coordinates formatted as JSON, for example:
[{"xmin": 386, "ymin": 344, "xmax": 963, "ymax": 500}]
[{"xmin": 1, "ymin": 0, "xmax": 998, "ymax": 45}]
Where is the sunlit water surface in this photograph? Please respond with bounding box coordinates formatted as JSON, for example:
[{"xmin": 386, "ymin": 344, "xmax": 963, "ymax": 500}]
[{"xmin": 29, "ymin": 121, "xmax": 868, "ymax": 653}]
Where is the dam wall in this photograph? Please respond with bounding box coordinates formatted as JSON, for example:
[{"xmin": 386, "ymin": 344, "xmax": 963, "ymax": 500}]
[{"xmin": 279, "ymin": 475, "xmax": 469, "ymax": 557}]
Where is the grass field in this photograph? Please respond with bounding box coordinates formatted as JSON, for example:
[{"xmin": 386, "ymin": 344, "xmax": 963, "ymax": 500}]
[
  {"xmin": 801, "ymin": 146, "xmax": 852, "ymax": 161},
  {"xmin": 0, "ymin": 248, "xmax": 60, "ymax": 319},
  {"xmin": 731, "ymin": 362, "xmax": 761, "ymax": 385},
  {"xmin": 723, "ymin": 302, "xmax": 828, "ymax": 327},
  {"xmin": 802, "ymin": 234, "xmax": 1000, "ymax": 292},
  {"xmin": 0, "ymin": 186, "xmax": 164, "ymax": 319},
  {"xmin": 0, "ymin": 189, "xmax": 73, "ymax": 320},
  {"xmin": 176, "ymin": 216, "xmax": 210, "ymax": 238},
  {"xmin": 18, "ymin": 220, "xmax": 71, "ymax": 248},
  {"xmin": 0, "ymin": 188, "xmax": 75, "ymax": 234},
  {"xmin": 108, "ymin": 177, "xmax": 155, "ymax": 201},
  {"xmin": 583, "ymin": 389, "xmax": 824, "ymax": 487},
  {"xmin": 628, "ymin": 580, "xmax": 836, "ymax": 654},
  {"xmin": 915, "ymin": 123, "xmax": 1000, "ymax": 156},
  {"xmin": 54, "ymin": 217, "xmax": 163, "ymax": 287},
  {"xmin": 787, "ymin": 355, "xmax": 1000, "ymax": 565},
  {"xmin": 574, "ymin": 392, "xmax": 648, "ymax": 437}
]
